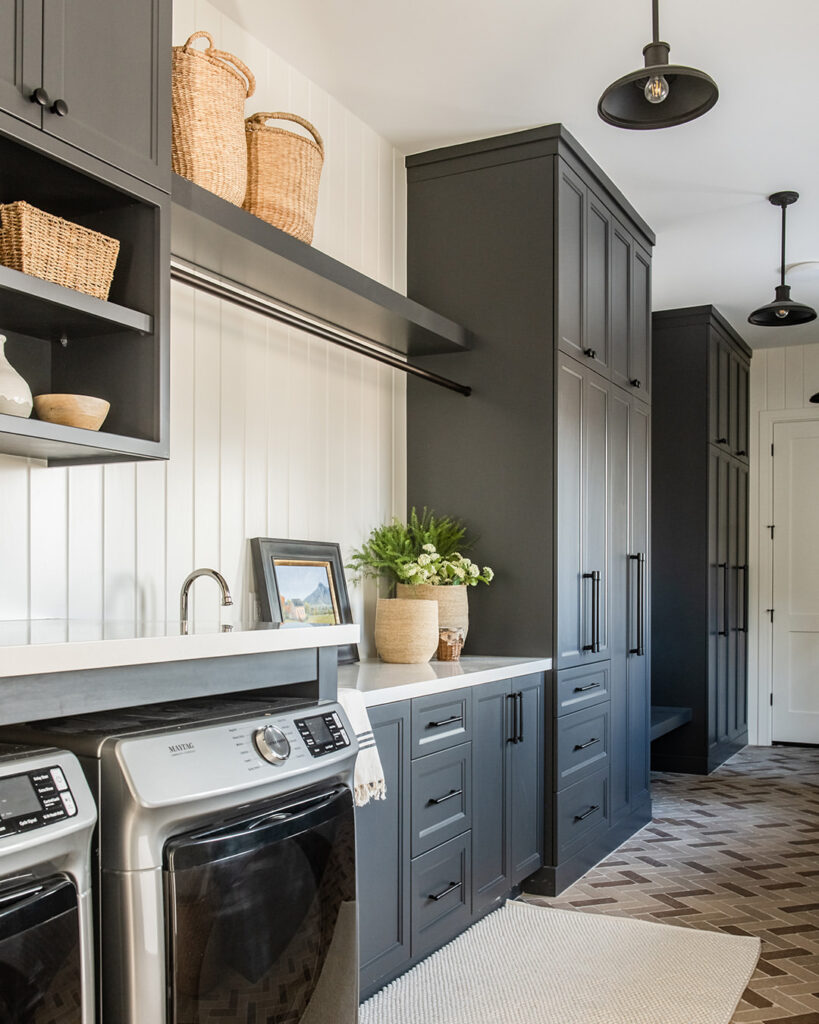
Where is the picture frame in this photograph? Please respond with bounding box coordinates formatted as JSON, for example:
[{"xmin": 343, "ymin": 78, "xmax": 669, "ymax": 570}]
[{"xmin": 250, "ymin": 538, "xmax": 359, "ymax": 664}]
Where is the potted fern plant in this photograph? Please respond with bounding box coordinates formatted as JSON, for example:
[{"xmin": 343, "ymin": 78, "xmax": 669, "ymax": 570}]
[{"xmin": 348, "ymin": 508, "xmax": 493, "ymax": 645}]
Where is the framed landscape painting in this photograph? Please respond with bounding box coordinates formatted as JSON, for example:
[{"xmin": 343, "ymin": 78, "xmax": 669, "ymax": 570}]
[{"xmin": 250, "ymin": 538, "xmax": 359, "ymax": 664}]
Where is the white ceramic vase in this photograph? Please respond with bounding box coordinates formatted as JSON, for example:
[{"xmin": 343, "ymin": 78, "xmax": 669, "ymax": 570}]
[{"xmin": 0, "ymin": 335, "xmax": 32, "ymax": 418}]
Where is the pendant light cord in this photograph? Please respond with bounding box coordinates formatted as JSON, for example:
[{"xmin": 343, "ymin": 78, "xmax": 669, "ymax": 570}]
[
  {"xmin": 652, "ymin": 0, "xmax": 660, "ymax": 43},
  {"xmin": 780, "ymin": 203, "xmax": 787, "ymax": 288}
]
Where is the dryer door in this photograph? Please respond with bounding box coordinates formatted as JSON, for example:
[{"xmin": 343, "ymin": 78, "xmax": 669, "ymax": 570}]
[
  {"xmin": 164, "ymin": 784, "xmax": 357, "ymax": 1024},
  {"xmin": 0, "ymin": 874, "xmax": 83, "ymax": 1023}
]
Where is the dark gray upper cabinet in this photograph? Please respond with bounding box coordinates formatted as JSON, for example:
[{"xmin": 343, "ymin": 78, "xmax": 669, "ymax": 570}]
[
  {"xmin": 357, "ymin": 700, "xmax": 411, "ymax": 996},
  {"xmin": 0, "ymin": 0, "xmax": 41, "ymax": 126},
  {"xmin": 651, "ymin": 306, "xmax": 750, "ymax": 774},
  {"xmin": 0, "ymin": 0, "xmax": 170, "ymax": 191}
]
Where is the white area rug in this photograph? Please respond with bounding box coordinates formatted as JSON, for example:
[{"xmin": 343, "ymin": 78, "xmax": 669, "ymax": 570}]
[{"xmin": 359, "ymin": 900, "xmax": 760, "ymax": 1024}]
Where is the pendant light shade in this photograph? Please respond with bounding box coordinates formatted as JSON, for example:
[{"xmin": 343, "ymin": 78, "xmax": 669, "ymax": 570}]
[
  {"xmin": 748, "ymin": 192, "xmax": 817, "ymax": 327},
  {"xmin": 598, "ymin": 0, "xmax": 718, "ymax": 130}
]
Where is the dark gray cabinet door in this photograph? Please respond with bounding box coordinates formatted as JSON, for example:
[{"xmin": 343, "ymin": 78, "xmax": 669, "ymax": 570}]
[
  {"xmin": 715, "ymin": 451, "xmax": 730, "ymax": 745},
  {"xmin": 710, "ymin": 334, "xmax": 731, "ymax": 449},
  {"xmin": 608, "ymin": 386, "xmax": 630, "ymax": 821},
  {"xmin": 735, "ymin": 359, "xmax": 749, "ymax": 460},
  {"xmin": 0, "ymin": 0, "xmax": 42, "ymax": 126},
  {"xmin": 585, "ymin": 192, "xmax": 611, "ymax": 373},
  {"xmin": 735, "ymin": 464, "xmax": 749, "ymax": 735},
  {"xmin": 557, "ymin": 162, "xmax": 586, "ymax": 364},
  {"xmin": 610, "ymin": 221, "xmax": 631, "ymax": 391},
  {"xmin": 583, "ymin": 367, "xmax": 610, "ymax": 661},
  {"xmin": 629, "ymin": 244, "xmax": 651, "ymax": 401},
  {"xmin": 627, "ymin": 397, "xmax": 650, "ymax": 811},
  {"xmin": 727, "ymin": 458, "xmax": 739, "ymax": 740},
  {"xmin": 707, "ymin": 447, "xmax": 720, "ymax": 749},
  {"xmin": 41, "ymin": 0, "xmax": 170, "ymax": 189},
  {"xmin": 510, "ymin": 673, "xmax": 544, "ymax": 883},
  {"xmin": 471, "ymin": 678, "xmax": 512, "ymax": 914},
  {"xmin": 357, "ymin": 701, "xmax": 411, "ymax": 993}
]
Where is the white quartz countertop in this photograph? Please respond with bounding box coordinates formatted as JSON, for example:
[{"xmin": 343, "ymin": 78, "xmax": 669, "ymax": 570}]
[
  {"xmin": 339, "ymin": 655, "xmax": 552, "ymax": 707},
  {"xmin": 0, "ymin": 619, "xmax": 360, "ymax": 678}
]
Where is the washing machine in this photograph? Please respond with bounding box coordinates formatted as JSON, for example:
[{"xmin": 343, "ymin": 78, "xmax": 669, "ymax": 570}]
[
  {"xmin": 0, "ymin": 742, "xmax": 97, "ymax": 1023},
  {"xmin": 3, "ymin": 696, "xmax": 359, "ymax": 1024}
]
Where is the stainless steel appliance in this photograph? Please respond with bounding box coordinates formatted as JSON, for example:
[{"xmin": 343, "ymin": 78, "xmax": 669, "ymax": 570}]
[
  {"xmin": 0, "ymin": 743, "xmax": 96, "ymax": 1023},
  {"xmin": 4, "ymin": 697, "xmax": 359, "ymax": 1024}
]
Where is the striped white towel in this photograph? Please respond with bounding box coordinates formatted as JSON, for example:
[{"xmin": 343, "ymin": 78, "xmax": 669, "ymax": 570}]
[{"xmin": 337, "ymin": 688, "xmax": 386, "ymax": 807}]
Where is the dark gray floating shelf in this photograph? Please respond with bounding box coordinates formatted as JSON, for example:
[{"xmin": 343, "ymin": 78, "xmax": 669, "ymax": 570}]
[
  {"xmin": 650, "ymin": 705, "xmax": 694, "ymax": 742},
  {"xmin": 0, "ymin": 412, "xmax": 166, "ymax": 465},
  {"xmin": 171, "ymin": 174, "xmax": 470, "ymax": 358},
  {"xmin": 0, "ymin": 264, "xmax": 152, "ymax": 340}
]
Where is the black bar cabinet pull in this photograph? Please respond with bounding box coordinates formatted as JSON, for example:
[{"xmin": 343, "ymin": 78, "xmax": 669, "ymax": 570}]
[
  {"xmin": 715, "ymin": 437, "xmax": 728, "ymax": 445},
  {"xmin": 629, "ymin": 553, "xmax": 646, "ymax": 656},
  {"xmin": 516, "ymin": 691, "xmax": 524, "ymax": 743},
  {"xmin": 429, "ymin": 881, "xmax": 461, "ymax": 902},
  {"xmin": 573, "ymin": 737, "xmax": 599, "ymax": 751},
  {"xmin": 582, "ymin": 570, "xmax": 601, "ymax": 653},
  {"xmin": 428, "ymin": 789, "xmax": 463, "ymax": 806},
  {"xmin": 574, "ymin": 681, "xmax": 600, "ymax": 693},
  {"xmin": 428, "ymin": 714, "xmax": 463, "ymax": 729},
  {"xmin": 506, "ymin": 693, "xmax": 517, "ymax": 743},
  {"xmin": 737, "ymin": 565, "xmax": 748, "ymax": 633},
  {"xmin": 574, "ymin": 804, "xmax": 600, "ymax": 822},
  {"xmin": 718, "ymin": 562, "xmax": 728, "ymax": 636}
]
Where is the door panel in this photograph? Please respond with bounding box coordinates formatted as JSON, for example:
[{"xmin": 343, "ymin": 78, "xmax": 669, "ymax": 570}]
[
  {"xmin": 585, "ymin": 195, "xmax": 610, "ymax": 373},
  {"xmin": 772, "ymin": 420, "xmax": 819, "ymax": 744},
  {"xmin": 736, "ymin": 362, "xmax": 749, "ymax": 459},
  {"xmin": 556, "ymin": 358, "xmax": 584, "ymax": 669},
  {"xmin": 42, "ymin": 0, "xmax": 170, "ymax": 189},
  {"xmin": 557, "ymin": 164, "xmax": 585, "ymax": 362},
  {"xmin": 584, "ymin": 372, "xmax": 610, "ymax": 661},
  {"xmin": 629, "ymin": 245, "xmax": 651, "ymax": 401},
  {"xmin": 608, "ymin": 387, "xmax": 630, "ymax": 820},
  {"xmin": 610, "ymin": 224, "xmax": 631, "ymax": 390},
  {"xmin": 716, "ymin": 453, "xmax": 730, "ymax": 744},
  {"xmin": 357, "ymin": 702, "xmax": 411, "ymax": 991},
  {"xmin": 471, "ymin": 678, "xmax": 511, "ymax": 914},
  {"xmin": 736, "ymin": 464, "xmax": 748, "ymax": 735},
  {"xmin": 727, "ymin": 459, "xmax": 738, "ymax": 738},
  {"xmin": 509, "ymin": 674, "xmax": 544, "ymax": 883},
  {"xmin": 707, "ymin": 448, "xmax": 720, "ymax": 747},
  {"xmin": 0, "ymin": 0, "xmax": 42, "ymax": 126},
  {"xmin": 628, "ymin": 397, "xmax": 650, "ymax": 810}
]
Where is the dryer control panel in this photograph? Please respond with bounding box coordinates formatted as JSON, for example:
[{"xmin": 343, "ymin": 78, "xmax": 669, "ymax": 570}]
[
  {"xmin": 0, "ymin": 765, "xmax": 78, "ymax": 837},
  {"xmin": 294, "ymin": 711, "xmax": 351, "ymax": 757}
]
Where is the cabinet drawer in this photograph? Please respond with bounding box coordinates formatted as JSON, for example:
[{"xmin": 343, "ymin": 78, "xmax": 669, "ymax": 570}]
[
  {"xmin": 411, "ymin": 833, "xmax": 471, "ymax": 960},
  {"xmin": 411, "ymin": 743, "xmax": 472, "ymax": 857},
  {"xmin": 556, "ymin": 768, "xmax": 609, "ymax": 858},
  {"xmin": 556, "ymin": 663, "xmax": 609, "ymax": 716},
  {"xmin": 556, "ymin": 703, "xmax": 609, "ymax": 790},
  {"xmin": 411, "ymin": 690, "xmax": 472, "ymax": 758}
]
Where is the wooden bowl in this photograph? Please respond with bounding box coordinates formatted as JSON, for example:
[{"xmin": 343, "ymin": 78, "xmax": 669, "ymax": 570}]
[{"xmin": 33, "ymin": 394, "xmax": 110, "ymax": 431}]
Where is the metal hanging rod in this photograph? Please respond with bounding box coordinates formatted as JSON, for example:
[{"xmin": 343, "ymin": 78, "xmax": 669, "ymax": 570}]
[{"xmin": 169, "ymin": 257, "xmax": 472, "ymax": 397}]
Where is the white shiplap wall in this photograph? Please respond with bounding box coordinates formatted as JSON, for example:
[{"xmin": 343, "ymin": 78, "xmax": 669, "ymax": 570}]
[
  {"xmin": 0, "ymin": 1, "xmax": 407, "ymax": 655},
  {"xmin": 747, "ymin": 342, "xmax": 819, "ymax": 743}
]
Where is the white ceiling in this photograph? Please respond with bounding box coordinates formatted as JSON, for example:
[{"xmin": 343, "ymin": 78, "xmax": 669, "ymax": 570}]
[{"xmin": 215, "ymin": 0, "xmax": 819, "ymax": 349}]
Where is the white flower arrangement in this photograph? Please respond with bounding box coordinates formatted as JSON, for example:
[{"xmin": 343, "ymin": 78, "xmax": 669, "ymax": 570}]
[{"xmin": 395, "ymin": 547, "xmax": 494, "ymax": 587}]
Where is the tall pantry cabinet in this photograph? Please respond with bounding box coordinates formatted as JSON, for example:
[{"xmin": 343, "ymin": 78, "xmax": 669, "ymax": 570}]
[
  {"xmin": 405, "ymin": 125, "xmax": 655, "ymax": 893},
  {"xmin": 651, "ymin": 306, "xmax": 751, "ymax": 773}
]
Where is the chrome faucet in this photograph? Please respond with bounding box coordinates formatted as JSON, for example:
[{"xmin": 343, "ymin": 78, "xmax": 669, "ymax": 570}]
[{"xmin": 179, "ymin": 568, "xmax": 234, "ymax": 634}]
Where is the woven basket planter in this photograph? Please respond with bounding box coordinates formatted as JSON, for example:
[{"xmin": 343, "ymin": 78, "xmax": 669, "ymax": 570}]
[
  {"xmin": 243, "ymin": 112, "xmax": 324, "ymax": 243},
  {"xmin": 374, "ymin": 598, "xmax": 438, "ymax": 665},
  {"xmin": 0, "ymin": 202, "xmax": 120, "ymax": 300},
  {"xmin": 172, "ymin": 30, "xmax": 256, "ymax": 206},
  {"xmin": 396, "ymin": 583, "xmax": 470, "ymax": 641}
]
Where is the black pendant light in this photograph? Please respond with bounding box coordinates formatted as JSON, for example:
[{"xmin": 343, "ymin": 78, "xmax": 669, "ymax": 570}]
[
  {"xmin": 598, "ymin": 0, "xmax": 718, "ymax": 130},
  {"xmin": 748, "ymin": 192, "xmax": 817, "ymax": 327}
]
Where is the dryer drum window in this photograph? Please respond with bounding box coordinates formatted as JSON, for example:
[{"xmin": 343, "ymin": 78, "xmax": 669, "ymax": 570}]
[{"xmin": 163, "ymin": 784, "xmax": 357, "ymax": 1023}]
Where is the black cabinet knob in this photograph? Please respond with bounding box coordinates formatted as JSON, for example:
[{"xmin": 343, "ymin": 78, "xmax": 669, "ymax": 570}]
[
  {"xmin": 50, "ymin": 98, "xmax": 69, "ymax": 117},
  {"xmin": 30, "ymin": 87, "xmax": 50, "ymax": 107},
  {"xmin": 583, "ymin": 348, "xmax": 597, "ymax": 359},
  {"xmin": 630, "ymin": 378, "xmax": 641, "ymax": 388},
  {"xmin": 736, "ymin": 449, "xmax": 747, "ymax": 457},
  {"xmin": 715, "ymin": 437, "xmax": 727, "ymax": 445}
]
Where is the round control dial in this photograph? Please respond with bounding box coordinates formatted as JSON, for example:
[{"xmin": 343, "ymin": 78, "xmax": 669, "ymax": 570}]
[{"xmin": 254, "ymin": 725, "xmax": 291, "ymax": 764}]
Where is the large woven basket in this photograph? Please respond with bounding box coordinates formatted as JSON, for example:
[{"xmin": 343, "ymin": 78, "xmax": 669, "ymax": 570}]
[
  {"xmin": 172, "ymin": 30, "xmax": 255, "ymax": 206},
  {"xmin": 243, "ymin": 112, "xmax": 324, "ymax": 243},
  {"xmin": 0, "ymin": 202, "xmax": 120, "ymax": 300}
]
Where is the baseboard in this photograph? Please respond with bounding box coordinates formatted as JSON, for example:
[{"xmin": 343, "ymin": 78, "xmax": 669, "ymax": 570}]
[
  {"xmin": 651, "ymin": 751, "xmax": 710, "ymax": 774},
  {"xmin": 523, "ymin": 800, "xmax": 652, "ymax": 897},
  {"xmin": 708, "ymin": 734, "xmax": 747, "ymax": 772}
]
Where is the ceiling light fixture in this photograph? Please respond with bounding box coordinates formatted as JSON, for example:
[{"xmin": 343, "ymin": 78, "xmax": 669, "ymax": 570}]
[
  {"xmin": 748, "ymin": 192, "xmax": 817, "ymax": 327},
  {"xmin": 598, "ymin": 0, "xmax": 718, "ymax": 130}
]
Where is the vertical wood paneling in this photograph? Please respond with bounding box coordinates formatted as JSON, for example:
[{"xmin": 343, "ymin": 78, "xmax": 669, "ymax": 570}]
[
  {"xmin": 803, "ymin": 344, "xmax": 819, "ymax": 405},
  {"xmin": 765, "ymin": 348, "xmax": 786, "ymax": 410},
  {"xmin": 784, "ymin": 346, "xmax": 804, "ymax": 408},
  {"xmin": 0, "ymin": 8, "xmax": 407, "ymax": 656}
]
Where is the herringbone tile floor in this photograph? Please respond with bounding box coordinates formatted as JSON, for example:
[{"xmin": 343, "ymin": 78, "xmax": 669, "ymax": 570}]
[{"xmin": 524, "ymin": 745, "xmax": 819, "ymax": 1023}]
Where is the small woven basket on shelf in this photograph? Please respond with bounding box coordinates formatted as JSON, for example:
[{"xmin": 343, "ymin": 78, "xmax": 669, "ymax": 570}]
[
  {"xmin": 172, "ymin": 30, "xmax": 256, "ymax": 206},
  {"xmin": 243, "ymin": 112, "xmax": 324, "ymax": 244},
  {"xmin": 0, "ymin": 202, "xmax": 120, "ymax": 300}
]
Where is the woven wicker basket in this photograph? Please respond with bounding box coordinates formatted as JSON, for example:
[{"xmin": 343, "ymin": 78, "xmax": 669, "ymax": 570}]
[
  {"xmin": 374, "ymin": 598, "xmax": 438, "ymax": 665},
  {"xmin": 172, "ymin": 30, "xmax": 256, "ymax": 206},
  {"xmin": 0, "ymin": 202, "xmax": 120, "ymax": 300},
  {"xmin": 243, "ymin": 112, "xmax": 324, "ymax": 243}
]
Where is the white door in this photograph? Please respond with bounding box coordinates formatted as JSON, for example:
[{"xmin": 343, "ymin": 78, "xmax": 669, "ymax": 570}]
[{"xmin": 772, "ymin": 419, "xmax": 819, "ymax": 743}]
